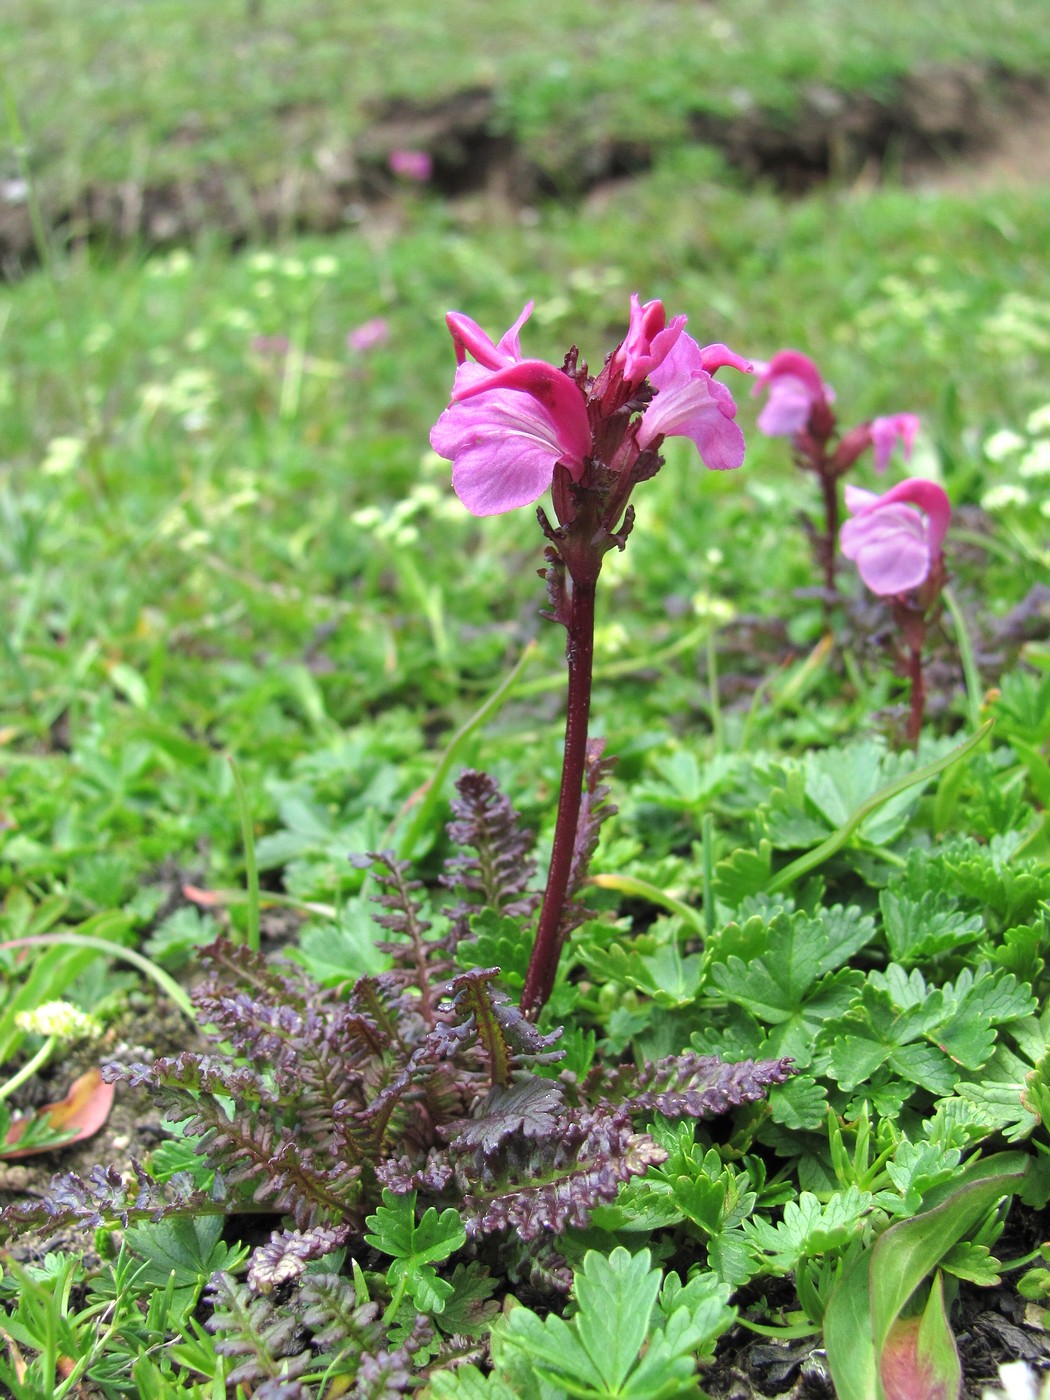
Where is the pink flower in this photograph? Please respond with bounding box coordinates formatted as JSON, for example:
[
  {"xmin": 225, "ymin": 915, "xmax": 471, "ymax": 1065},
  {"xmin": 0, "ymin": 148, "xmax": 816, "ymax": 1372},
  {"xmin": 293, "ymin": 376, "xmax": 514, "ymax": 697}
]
[
  {"xmin": 840, "ymin": 478, "xmax": 950, "ymax": 596},
  {"xmin": 388, "ymin": 149, "xmax": 432, "ymax": 182},
  {"xmin": 752, "ymin": 350, "xmax": 834, "ymax": 437},
  {"xmin": 431, "ymin": 304, "xmax": 590, "ymax": 516},
  {"xmin": 870, "ymin": 413, "xmax": 921, "ymax": 473},
  {"xmin": 347, "ymin": 317, "xmax": 390, "ymax": 353},
  {"xmin": 637, "ymin": 335, "xmax": 750, "ymax": 470},
  {"xmin": 430, "ymin": 298, "xmax": 751, "ymax": 516},
  {"xmin": 605, "ymin": 294, "xmax": 686, "ymax": 394}
]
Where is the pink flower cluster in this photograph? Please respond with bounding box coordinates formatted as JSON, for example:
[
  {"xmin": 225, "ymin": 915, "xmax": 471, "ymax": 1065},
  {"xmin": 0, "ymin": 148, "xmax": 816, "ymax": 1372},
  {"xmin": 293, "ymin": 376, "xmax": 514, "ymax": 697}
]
[
  {"xmin": 430, "ymin": 296, "xmax": 752, "ymax": 516},
  {"xmin": 754, "ymin": 349, "xmax": 920, "ymax": 474}
]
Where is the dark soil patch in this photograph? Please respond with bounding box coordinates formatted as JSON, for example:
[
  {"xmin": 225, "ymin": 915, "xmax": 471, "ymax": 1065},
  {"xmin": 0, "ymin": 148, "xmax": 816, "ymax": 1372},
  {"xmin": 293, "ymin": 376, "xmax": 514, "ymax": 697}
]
[{"xmin": 2, "ymin": 66, "xmax": 1048, "ymax": 276}]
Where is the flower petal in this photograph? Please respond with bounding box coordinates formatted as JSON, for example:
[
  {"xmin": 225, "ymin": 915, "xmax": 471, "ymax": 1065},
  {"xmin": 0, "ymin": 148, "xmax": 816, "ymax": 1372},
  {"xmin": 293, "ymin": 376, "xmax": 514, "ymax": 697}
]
[
  {"xmin": 453, "ymin": 359, "xmax": 591, "ymax": 468},
  {"xmin": 840, "ymin": 477, "xmax": 951, "ymax": 595},
  {"xmin": 639, "ymin": 361, "xmax": 745, "ymax": 471},
  {"xmin": 432, "ymin": 384, "xmax": 580, "ymax": 516},
  {"xmin": 446, "ymin": 302, "xmax": 533, "ymax": 369},
  {"xmin": 752, "ymin": 349, "xmax": 834, "ymax": 437},
  {"xmin": 871, "ymin": 413, "xmax": 921, "ymax": 473},
  {"xmin": 841, "ymin": 507, "xmax": 930, "ymax": 595}
]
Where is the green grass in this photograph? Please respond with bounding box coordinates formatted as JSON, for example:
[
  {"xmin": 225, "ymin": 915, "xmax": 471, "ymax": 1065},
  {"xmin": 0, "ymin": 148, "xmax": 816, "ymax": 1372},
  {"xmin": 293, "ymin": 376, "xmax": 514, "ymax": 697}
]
[
  {"xmin": 2, "ymin": 170, "xmax": 1048, "ymax": 921},
  {"xmin": 3, "ymin": 0, "xmax": 1050, "ymax": 204}
]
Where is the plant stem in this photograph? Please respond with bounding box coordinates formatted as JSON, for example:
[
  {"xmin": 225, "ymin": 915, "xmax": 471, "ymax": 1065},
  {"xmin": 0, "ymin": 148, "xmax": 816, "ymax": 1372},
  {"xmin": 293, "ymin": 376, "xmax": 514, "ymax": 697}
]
[
  {"xmin": 521, "ymin": 578, "xmax": 596, "ymax": 1016},
  {"xmin": 818, "ymin": 463, "xmax": 839, "ymax": 596},
  {"xmin": 906, "ymin": 640, "xmax": 926, "ymax": 748},
  {"xmin": 0, "ymin": 1035, "xmax": 56, "ymax": 1102}
]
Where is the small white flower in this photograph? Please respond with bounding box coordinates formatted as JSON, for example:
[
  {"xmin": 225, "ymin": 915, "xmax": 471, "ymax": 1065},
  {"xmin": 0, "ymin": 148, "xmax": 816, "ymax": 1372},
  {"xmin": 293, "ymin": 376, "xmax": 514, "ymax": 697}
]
[
  {"xmin": 982, "ymin": 1361, "xmax": 1049, "ymax": 1400},
  {"xmin": 1019, "ymin": 440, "xmax": 1050, "ymax": 478},
  {"xmin": 1025, "ymin": 403, "xmax": 1050, "ymax": 435},
  {"xmin": 981, "ymin": 484, "xmax": 1029, "ymax": 512},
  {"xmin": 983, "ymin": 429, "xmax": 1026, "ymax": 463},
  {"xmin": 41, "ymin": 436, "xmax": 84, "ymax": 477},
  {"xmin": 692, "ymin": 590, "xmax": 736, "ymax": 625},
  {"xmin": 16, "ymin": 1001, "xmax": 102, "ymax": 1042}
]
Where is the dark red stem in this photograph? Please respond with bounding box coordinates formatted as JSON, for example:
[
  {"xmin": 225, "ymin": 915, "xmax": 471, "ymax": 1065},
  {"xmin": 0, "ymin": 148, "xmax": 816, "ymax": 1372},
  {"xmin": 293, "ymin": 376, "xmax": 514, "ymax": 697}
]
[
  {"xmin": 818, "ymin": 463, "xmax": 839, "ymax": 596},
  {"xmin": 906, "ymin": 639, "xmax": 926, "ymax": 748},
  {"xmin": 520, "ymin": 577, "xmax": 596, "ymax": 1016}
]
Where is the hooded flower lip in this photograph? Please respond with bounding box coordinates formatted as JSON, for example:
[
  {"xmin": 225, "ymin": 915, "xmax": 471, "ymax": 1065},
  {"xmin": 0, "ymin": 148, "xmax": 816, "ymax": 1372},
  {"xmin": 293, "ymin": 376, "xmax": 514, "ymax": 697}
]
[
  {"xmin": 752, "ymin": 349, "xmax": 834, "ymax": 437},
  {"xmin": 840, "ymin": 477, "xmax": 950, "ymax": 596},
  {"xmin": 615, "ymin": 294, "xmax": 687, "ymax": 389},
  {"xmin": 445, "ymin": 302, "xmax": 533, "ymax": 370},
  {"xmin": 871, "ymin": 412, "xmax": 921, "ymax": 474},
  {"xmin": 431, "ymin": 355, "xmax": 591, "ymax": 517},
  {"xmin": 637, "ymin": 333, "xmax": 752, "ymax": 471}
]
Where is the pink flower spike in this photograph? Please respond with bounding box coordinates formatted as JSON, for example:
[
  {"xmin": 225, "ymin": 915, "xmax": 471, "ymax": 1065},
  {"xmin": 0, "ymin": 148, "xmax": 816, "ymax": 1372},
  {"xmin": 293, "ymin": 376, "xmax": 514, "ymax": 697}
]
[
  {"xmin": 431, "ymin": 359, "xmax": 590, "ymax": 517},
  {"xmin": 445, "ymin": 303, "xmax": 533, "ymax": 369},
  {"xmin": 347, "ymin": 317, "xmax": 389, "ymax": 353},
  {"xmin": 637, "ymin": 332, "xmax": 749, "ymax": 470},
  {"xmin": 871, "ymin": 412, "xmax": 921, "ymax": 474},
  {"xmin": 388, "ymin": 149, "xmax": 432, "ymax": 182},
  {"xmin": 753, "ymin": 349, "xmax": 833, "ymax": 437},
  {"xmin": 840, "ymin": 477, "xmax": 951, "ymax": 596}
]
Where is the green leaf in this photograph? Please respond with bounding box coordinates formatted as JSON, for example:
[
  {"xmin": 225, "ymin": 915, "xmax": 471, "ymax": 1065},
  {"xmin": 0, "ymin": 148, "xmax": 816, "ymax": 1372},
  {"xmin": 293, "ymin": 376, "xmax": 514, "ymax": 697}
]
[
  {"xmin": 123, "ymin": 1215, "xmax": 243, "ymax": 1318},
  {"xmin": 573, "ymin": 1248, "xmax": 661, "ymax": 1393},
  {"xmin": 364, "ymin": 1190, "xmax": 466, "ymax": 1316},
  {"xmin": 805, "ymin": 742, "xmax": 924, "ymax": 845},
  {"xmin": 713, "ymin": 841, "xmax": 772, "ymax": 906},
  {"xmin": 880, "ymin": 890, "xmax": 984, "ymax": 964},
  {"xmin": 496, "ymin": 1247, "xmax": 721, "ymax": 1399},
  {"xmin": 706, "ymin": 909, "xmax": 870, "ymax": 1065},
  {"xmin": 743, "ymin": 1188, "xmax": 871, "ymax": 1273},
  {"xmin": 769, "ymin": 1075, "xmax": 828, "ymax": 1131},
  {"xmin": 824, "ymin": 1248, "xmax": 878, "ymax": 1400},
  {"xmin": 428, "ymin": 1365, "xmax": 522, "ymax": 1400}
]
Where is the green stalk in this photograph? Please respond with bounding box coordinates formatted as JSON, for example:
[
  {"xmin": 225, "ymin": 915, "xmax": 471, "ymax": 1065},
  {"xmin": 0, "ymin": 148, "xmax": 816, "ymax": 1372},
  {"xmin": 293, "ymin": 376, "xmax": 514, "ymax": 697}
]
[
  {"xmin": 589, "ymin": 873, "xmax": 704, "ymax": 933},
  {"xmin": 228, "ymin": 756, "xmax": 261, "ymax": 953},
  {"xmin": 0, "ymin": 935, "xmax": 196, "ymax": 1023},
  {"xmin": 942, "ymin": 586, "xmax": 983, "ymax": 734},
  {"xmin": 0, "ymin": 1035, "xmax": 56, "ymax": 1101},
  {"xmin": 702, "ymin": 812, "xmax": 717, "ymax": 941}
]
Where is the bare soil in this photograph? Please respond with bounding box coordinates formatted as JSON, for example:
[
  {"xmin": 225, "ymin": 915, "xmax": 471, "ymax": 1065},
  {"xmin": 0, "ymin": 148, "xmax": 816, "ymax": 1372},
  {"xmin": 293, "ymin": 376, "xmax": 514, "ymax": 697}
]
[{"xmin": 2, "ymin": 66, "xmax": 1049, "ymax": 276}]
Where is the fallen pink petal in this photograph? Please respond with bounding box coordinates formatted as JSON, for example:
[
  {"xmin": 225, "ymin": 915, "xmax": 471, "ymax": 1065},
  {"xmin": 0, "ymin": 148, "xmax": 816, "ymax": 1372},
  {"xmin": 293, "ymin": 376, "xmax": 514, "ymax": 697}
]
[{"xmin": 1, "ymin": 1068, "xmax": 115, "ymax": 1160}]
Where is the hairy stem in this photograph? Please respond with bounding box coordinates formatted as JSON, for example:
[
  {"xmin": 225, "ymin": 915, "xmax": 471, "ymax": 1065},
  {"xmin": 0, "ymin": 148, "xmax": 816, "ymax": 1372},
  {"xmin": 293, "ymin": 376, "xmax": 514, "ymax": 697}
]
[
  {"xmin": 818, "ymin": 462, "xmax": 839, "ymax": 597},
  {"xmin": 521, "ymin": 578, "xmax": 596, "ymax": 1016}
]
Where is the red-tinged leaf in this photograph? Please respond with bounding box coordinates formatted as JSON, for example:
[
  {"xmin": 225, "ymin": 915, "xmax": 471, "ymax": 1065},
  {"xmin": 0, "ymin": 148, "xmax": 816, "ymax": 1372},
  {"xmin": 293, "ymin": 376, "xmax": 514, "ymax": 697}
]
[
  {"xmin": 870, "ymin": 1152, "xmax": 1028, "ymax": 1356},
  {"xmin": 1, "ymin": 1069, "xmax": 115, "ymax": 1159},
  {"xmin": 881, "ymin": 1273, "xmax": 961, "ymax": 1400}
]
